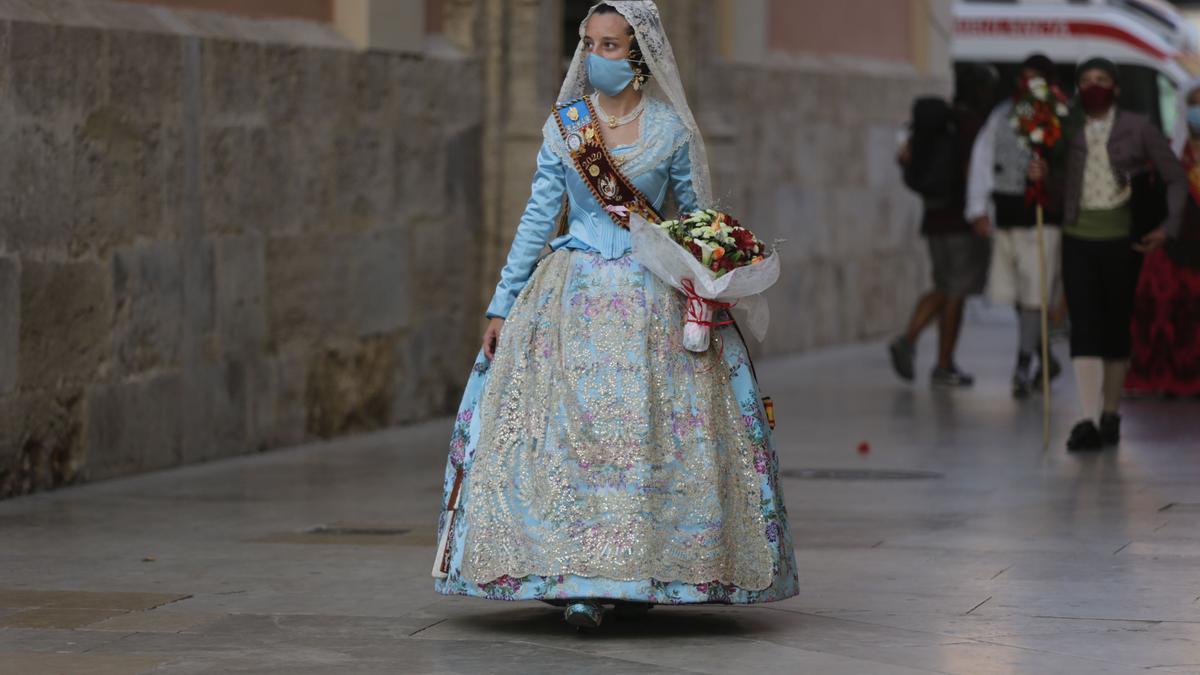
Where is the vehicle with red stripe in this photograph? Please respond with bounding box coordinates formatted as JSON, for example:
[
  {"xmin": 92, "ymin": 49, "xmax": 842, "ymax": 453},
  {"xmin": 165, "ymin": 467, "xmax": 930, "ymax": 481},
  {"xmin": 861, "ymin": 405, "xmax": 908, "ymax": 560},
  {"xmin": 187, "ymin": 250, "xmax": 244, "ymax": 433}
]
[{"xmin": 954, "ymin": 0, "xmax": 1200, "ymax": 145}]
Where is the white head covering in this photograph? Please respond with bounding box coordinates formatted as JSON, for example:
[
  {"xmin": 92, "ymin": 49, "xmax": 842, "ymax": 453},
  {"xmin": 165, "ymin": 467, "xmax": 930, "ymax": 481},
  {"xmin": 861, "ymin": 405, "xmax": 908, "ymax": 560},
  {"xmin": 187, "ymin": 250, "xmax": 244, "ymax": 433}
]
[
  {"xmin": 559, "ymin": 1, "xmax": 712, "ymax": 208},
  {"xmin": 1173, "ymin": 76, "xmax": 1200, "ymax": 156}
]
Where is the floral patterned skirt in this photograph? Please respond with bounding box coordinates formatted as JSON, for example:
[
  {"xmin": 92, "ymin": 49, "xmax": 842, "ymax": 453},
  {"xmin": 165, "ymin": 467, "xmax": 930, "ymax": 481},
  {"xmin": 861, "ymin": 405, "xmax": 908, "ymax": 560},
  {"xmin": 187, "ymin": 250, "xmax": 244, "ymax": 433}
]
[
  {"xmin": 1127, "ymin": 247, "xmax": 1200, "ymax": 396},
  {"xmin": 434, "ymin": 249, "xmax": 798, "ymax": 604}
]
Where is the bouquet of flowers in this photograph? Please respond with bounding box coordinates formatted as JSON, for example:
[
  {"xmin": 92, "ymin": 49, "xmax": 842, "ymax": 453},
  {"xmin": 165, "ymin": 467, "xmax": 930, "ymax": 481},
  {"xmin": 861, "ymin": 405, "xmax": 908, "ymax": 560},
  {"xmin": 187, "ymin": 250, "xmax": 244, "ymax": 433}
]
[
  {"xmin": 630, "ymin": 209, "xmax": 780, "ymax": 352},
  {"xmin": 1010, "ymin": 75, "xmax": 1070, "ymax": 206}
]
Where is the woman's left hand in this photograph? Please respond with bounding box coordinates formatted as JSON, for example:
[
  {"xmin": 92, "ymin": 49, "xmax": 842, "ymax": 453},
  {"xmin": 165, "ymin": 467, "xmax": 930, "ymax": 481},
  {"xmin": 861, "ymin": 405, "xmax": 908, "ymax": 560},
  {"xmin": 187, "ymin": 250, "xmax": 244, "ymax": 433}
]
[{"xmin": 1133, "ymin": 227, "xmax": 1168, "ymax": 253}]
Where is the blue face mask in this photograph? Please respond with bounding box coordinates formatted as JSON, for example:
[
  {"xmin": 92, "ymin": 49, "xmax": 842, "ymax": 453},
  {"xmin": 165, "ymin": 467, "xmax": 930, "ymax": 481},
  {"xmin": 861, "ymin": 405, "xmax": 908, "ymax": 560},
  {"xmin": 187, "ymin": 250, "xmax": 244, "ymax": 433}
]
[
  {"xmin": 1187, "ymin": 105, "xmax": 1200, "ymax": 133},
  {"xmin": 587, "ymin": 52, "xmax": 636, "ymax": 97}
]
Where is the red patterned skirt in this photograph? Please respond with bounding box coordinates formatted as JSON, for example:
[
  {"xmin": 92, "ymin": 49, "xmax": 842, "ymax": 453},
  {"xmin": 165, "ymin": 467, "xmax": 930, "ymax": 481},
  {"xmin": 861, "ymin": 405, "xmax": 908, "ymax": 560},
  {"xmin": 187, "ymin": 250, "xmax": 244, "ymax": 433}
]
[{"xmin": 1127, "ymin": 247, "xmax": 1200, "ymax": 396}]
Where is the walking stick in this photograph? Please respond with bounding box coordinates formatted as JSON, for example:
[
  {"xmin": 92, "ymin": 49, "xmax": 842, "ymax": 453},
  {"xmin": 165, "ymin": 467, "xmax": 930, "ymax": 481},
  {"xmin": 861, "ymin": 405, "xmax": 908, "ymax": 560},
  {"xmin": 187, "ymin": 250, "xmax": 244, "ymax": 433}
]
[{"xmin": 1036, "ymin": 203, "xmax": 1050, "ymax": 450}]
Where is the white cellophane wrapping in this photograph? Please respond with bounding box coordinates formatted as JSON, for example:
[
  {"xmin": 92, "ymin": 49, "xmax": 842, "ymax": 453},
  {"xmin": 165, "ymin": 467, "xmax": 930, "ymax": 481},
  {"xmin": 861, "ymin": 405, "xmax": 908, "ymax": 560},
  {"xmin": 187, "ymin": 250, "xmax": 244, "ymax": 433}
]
[{"xmin": 629, "ymin": 214, "xmax": 780, "ymax": 352}]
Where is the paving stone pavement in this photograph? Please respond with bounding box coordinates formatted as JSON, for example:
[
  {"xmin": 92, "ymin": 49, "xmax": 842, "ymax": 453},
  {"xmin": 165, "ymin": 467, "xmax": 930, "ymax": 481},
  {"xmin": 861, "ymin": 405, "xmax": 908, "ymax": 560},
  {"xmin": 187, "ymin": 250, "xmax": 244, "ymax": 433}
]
[{"xmin": 1, "ymin": 310, "xmax": 1199, "ymax": 674}]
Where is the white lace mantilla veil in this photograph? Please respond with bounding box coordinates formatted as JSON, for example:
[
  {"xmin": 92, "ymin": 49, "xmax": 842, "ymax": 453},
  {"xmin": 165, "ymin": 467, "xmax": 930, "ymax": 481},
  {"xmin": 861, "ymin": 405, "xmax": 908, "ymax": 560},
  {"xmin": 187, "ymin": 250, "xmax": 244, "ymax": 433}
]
[{"xmin": 558, "ymin": 0, "xmax": 713, "ymax": 209}]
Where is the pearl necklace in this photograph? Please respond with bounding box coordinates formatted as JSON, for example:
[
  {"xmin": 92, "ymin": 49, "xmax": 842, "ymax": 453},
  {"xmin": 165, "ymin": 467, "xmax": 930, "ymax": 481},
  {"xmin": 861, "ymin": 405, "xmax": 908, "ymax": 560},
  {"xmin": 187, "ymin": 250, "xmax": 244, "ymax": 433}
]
[{"xmin": 592, "ymin": 93, "xmax": 645, "ymax": 129}]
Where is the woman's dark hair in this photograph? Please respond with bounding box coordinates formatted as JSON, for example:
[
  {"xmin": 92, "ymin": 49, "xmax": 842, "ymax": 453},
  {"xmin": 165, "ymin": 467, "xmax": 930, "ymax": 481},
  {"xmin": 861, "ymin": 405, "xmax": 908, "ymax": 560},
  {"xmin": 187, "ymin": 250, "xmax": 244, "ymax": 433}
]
[{"xmin": 590, "ymin": 3, "xmax": 651, "ymax": 80}]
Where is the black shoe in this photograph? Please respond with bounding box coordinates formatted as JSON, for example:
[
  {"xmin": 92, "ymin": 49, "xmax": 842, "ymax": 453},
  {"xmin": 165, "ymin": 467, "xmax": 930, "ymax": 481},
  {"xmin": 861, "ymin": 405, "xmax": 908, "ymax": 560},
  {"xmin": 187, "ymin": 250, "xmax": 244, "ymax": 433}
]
[
  {"xmin": 1099, "ymin": 412, "xmax": 1121, "ymax": 446},
  {"xmin": 1012, "ymin": 353, "xmax": 1033, "ymax": 399},
  {"xmin": 931, "ymin": 365, "xmax": 974, "ymax": 387},
  {"xmin": 1011, "ymin": 371, "xmax": 1032, "ymax": 399},
  {"xmin": 1066, "ymin": 419, "xmax": 1103, "ymax": 452},
  {"xmin": 1032, "ymin": 354, "xmax": 1062, "ymax": 389},
  {"xmin": 889, "ymin": 337, "xmax": 915, "ymax": 382}
]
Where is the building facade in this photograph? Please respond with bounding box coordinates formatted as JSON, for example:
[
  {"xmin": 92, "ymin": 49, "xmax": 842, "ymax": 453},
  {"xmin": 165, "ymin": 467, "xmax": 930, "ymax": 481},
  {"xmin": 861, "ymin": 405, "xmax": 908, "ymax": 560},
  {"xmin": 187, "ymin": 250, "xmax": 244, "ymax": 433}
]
[{"xmin": 0, "ymin": 0, "xmax": 950, "ymax": 497}]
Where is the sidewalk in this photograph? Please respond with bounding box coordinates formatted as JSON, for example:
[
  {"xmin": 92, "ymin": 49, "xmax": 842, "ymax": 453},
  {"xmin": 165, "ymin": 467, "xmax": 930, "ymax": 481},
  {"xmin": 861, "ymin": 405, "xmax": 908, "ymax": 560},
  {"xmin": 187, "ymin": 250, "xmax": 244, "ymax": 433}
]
[{"xmin": 2, "ymin": 314, "xmax": 1199, "ymax": 674}]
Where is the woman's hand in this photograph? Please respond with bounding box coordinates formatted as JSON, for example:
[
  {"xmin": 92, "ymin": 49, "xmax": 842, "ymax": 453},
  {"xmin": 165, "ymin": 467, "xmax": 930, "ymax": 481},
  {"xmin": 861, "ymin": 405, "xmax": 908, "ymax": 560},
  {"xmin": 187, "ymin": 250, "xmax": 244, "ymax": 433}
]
[
  {"xmin": 1133, "ymin": 227, "xmax": 1168, "ymax": 254},
  {"xmin": 1027, "ymin": 157, "xmax": 1048, "ymax": 182},
  {"xmin": 482, "ymin": 317, "xmax": 505, "ymax": 360}
]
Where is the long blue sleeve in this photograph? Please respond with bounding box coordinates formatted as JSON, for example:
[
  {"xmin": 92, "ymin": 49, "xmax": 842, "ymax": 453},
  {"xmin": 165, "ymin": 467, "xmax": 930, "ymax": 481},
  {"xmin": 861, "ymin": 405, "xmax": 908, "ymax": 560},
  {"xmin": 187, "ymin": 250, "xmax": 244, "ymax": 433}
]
[
  {"xmin": 669, "ymin": 140, "xmax": 699, "ymax": 215},
  {"xmin": 485, "ymin": 141, "xmax": 567, "ymax": 319}
]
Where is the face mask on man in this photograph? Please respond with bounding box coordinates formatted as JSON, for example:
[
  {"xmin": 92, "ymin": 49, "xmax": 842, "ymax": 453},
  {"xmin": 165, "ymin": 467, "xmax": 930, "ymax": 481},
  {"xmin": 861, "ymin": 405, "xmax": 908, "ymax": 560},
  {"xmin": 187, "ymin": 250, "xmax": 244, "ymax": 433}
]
[
  {"xmin": 587, "ymin": 52, "xmax": 636, "ymax": 97},
  {"xmin": 1079, "ymin": 85, "xmax": 1116, "ymax": 114}
]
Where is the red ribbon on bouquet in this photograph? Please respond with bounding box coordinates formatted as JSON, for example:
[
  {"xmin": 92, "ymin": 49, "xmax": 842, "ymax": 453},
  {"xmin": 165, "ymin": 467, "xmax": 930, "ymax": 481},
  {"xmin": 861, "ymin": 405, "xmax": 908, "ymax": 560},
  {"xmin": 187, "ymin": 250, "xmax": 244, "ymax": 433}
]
[
  {"xmin": 1024, "ymin": 148, "xmax": 1048, "ymax": 208},
  {"xmin": 681, "ymin": 279, "xmax": 736, "ymax": 328}
]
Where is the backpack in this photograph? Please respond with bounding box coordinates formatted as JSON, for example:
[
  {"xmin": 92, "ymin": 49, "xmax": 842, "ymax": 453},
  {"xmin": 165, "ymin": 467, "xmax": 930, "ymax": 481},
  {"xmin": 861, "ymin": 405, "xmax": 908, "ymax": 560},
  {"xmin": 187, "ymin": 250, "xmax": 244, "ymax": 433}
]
[{"xmin": 903, "ymin": 97, "xmax": 959, "ymax": 209}]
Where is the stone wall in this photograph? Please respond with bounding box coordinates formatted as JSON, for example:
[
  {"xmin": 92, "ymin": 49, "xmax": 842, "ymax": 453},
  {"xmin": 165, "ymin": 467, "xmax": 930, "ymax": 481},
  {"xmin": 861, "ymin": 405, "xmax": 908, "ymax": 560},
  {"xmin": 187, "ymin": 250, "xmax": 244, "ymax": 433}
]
[
  {"xmin": 474, "ymin": 0, "xmax": 948, "ymax": 358},
  {"xmin": 0, "ymin": 9, "xmax": 484, "ymax": 497},
  {"xmin": 705, "ymin": 64, "xmax": 942, "ymax": 355}
]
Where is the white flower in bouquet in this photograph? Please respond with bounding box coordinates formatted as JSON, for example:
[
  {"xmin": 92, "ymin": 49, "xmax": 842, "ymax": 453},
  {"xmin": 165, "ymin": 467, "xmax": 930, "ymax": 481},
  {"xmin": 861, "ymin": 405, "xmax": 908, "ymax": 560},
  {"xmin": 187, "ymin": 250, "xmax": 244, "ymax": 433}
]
[
  {"xmin": 631, "ymin": 212, "xmax": 781, "ymax": 352},
  {"xmin": 1029, "ymin": 127, "xmax": 1045, "ymax": 144},
  {"xmin": 1027, "ymin": 77, "xmax": 1049, "ymax": 101}
]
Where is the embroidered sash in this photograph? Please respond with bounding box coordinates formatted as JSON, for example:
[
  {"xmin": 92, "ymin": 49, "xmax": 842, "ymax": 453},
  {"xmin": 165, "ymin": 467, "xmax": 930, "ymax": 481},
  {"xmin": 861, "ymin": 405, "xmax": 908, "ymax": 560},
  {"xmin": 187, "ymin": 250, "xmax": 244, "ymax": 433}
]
[{"xmin": 554, "ymin": 97, "xmax": 661, "ymax": 228}]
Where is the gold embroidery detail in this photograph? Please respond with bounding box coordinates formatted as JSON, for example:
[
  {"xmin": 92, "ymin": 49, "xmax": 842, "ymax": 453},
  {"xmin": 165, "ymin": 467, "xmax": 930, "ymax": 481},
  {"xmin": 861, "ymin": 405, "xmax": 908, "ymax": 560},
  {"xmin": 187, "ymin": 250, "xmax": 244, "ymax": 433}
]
[
  {"xmin": 588, "ymin": 164, "xmax": 601, "ymax": 178},
  {"xmin": 567, "ymin": 106, "xmax": 580, "ymax": 122},
  {"xmin": 459, "ymin": 250, "xmax": 773, "ymax": 590}
]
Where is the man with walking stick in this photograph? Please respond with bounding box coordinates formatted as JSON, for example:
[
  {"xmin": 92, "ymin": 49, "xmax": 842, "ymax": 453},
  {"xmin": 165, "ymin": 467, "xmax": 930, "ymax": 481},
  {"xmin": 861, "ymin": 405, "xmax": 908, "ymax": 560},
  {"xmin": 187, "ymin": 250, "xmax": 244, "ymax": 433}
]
[{"xmin": 967, "ymin": 55, "xmax": 1067, "ymax": 404}]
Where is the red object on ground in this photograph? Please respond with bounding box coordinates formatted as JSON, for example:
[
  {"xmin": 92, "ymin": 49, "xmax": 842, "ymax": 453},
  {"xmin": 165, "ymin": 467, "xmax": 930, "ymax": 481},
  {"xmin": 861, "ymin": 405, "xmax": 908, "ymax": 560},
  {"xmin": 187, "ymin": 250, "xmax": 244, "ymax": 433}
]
[{"xmin": 857, "ymin": 442, "xmax": 871, "ymax": 454}]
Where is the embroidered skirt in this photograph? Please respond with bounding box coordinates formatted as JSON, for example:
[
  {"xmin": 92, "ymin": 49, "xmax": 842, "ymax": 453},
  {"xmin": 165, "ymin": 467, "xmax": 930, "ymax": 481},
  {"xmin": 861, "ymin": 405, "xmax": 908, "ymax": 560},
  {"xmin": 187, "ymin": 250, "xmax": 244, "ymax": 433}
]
[{"xmin": 434, "ymin": 249, "xmax": 798, "ymax": 604}]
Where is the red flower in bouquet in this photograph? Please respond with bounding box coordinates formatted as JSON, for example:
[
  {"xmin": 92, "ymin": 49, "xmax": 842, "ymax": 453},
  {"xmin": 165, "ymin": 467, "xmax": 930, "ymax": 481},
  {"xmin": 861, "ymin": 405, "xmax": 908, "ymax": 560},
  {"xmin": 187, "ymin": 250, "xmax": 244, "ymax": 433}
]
[
  {"xmin": 1010, "ymin": 75, "xmax": 1070, "ymax": 207},
  {"xmin": 657, "ymin": 210, "xmax": 768, "ymax": 279}
]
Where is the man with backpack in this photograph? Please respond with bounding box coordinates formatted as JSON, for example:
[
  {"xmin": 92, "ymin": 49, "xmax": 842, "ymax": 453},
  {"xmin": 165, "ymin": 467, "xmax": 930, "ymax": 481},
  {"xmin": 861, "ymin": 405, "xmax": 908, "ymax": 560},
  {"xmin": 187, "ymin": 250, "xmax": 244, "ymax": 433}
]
[
  {"xmin": 889, "ymin": 65, "xmax": 995, "ymax": 387},
  {"xmin": 965, "ymin": 54, "xmax": 1065, "ymax": 398}
]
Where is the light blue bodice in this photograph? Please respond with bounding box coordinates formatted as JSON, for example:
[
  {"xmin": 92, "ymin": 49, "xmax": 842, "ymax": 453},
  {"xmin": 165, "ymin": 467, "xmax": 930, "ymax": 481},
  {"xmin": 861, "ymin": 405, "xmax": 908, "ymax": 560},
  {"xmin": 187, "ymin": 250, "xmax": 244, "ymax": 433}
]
[{"xmin": 485, "ymin": 97, "xmax": 698, "ymax": 319}]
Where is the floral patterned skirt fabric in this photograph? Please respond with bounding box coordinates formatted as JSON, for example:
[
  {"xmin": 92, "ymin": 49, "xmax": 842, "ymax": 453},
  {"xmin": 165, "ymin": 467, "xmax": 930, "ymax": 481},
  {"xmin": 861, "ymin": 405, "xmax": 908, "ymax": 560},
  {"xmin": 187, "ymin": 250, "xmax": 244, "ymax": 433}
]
[{"xmin": 434, "ymin": 250, "xmax": 798, "ymax": 604}]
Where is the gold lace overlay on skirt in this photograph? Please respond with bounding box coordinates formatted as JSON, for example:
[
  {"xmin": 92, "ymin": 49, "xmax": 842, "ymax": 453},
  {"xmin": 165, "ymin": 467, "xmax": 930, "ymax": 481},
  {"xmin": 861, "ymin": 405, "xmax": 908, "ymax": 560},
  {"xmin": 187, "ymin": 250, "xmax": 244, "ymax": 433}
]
[{"xmin": 461, "ymin": 250, "xmax": 773, "ymax": 590}]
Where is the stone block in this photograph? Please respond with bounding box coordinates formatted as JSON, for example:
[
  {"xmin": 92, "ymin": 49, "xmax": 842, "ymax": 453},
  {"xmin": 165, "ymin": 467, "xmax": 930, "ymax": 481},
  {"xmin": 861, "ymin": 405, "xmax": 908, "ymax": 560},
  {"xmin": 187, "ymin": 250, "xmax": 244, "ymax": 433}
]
[
  {"xmin": 305, "ymin": 334, "xmax": 396, "ymax": 438},
  {"xmin": 390, "ymin": 323, "xmax": 471, "ymax": 427},
  {"xmin": 106, "ymin": 31, "xmax": 184, "ymax": 123},
  {"xmin": 265, "ymin": 229, "xmax": 411, "ymax": 351},
  {"xmin": 18, "ymin": 259, "xmax": 112, "ymax": 390},
  {"xmin": 260, "ymin": 44, "xmax": 347, "ymax": 128},
  {"xmin": 266, "ymin": 233, "xmax": 352, "ymax": 351},
  {"xmin": 212, "ymin": 234, "xmax": 266, "ymax": 358},
  {"xmin": 770, "ymin": 183, "xmax": 830, "ymax": 260},
  {"xmin": 346, "ymin": 50, "xmax": 398, "ymax": 125},
  {"xmin": 10, "ymin": 22, "xmax": 105, "ymax": 118},
  {"xmin": 865, "ymin": 124, "xmax": 904, "ymax": 190},
  {"xmin": 446, "ymin": 123, "xmax": 484, "ymax": 227},
  {"xmin": 353, "ymin": 227, "xmax": 413, "ymax": 336},
  {"xmin": 201, "ymin": 39, "xmax": 263, "ymax": 121},
  {"xmin": 202, "ymin": 126, "xmax": 289, "ymax": 234},
  {"xmin": 0, "ymin": 22, "xmax": 11, "ymax": 110},
  {"xmin": 393, "ymin": 126, "xmax": 448, "ymax": 220},
  {"xmin": 332, "ymin": 128, "xmax": 389, "ymax": 232},
  {"xmin": 0, "ymin": 256, "xmax": 17, "ymax": 395},
  {"xmin": 180, "ymin": 360, "xmax": 248, "ymax": 465},
  {"xmin": 73, "ymin": 108, "xmax": 171, "ymax": 255},
  {"xmin": 7, "ymin": 121, "xmax": 74, "ymax": 254},
  {"xmin": 111, "ymin": 240, "xmax": 183, "ymax": 375},
  {"xmin": 255, "ymin": 347, "xmax": 308, "ymax": 448},
  {"xmin": 260, "ymin": 45, "xmax": 304, "ymax": 126},
  {"xmin": 0, "ymin": 387, "xmax": 86, "ymax": 497},
  {"xmin": 85, "ymin": 372, "xmax": 181, "ymax": 480}
]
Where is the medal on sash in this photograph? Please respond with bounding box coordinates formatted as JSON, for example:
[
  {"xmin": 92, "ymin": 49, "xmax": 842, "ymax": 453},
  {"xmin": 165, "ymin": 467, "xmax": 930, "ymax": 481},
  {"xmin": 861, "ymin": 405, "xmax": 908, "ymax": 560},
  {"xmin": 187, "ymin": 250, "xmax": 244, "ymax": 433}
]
[{"xmin": 554, "ymin": 98, "xmax": 661, "ymax": 228}]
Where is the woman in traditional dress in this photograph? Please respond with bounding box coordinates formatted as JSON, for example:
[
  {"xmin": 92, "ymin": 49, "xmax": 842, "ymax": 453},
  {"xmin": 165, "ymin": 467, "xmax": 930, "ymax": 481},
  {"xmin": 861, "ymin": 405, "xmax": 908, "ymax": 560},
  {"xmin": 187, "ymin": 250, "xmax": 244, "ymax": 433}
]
[
  {"xmin": 1126, "ymin": 77, "xmax": 1200, "ymax": 398},
  {"xmin": 432, "ymin": 1, "xmax": 798, "ymax": 628}
]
